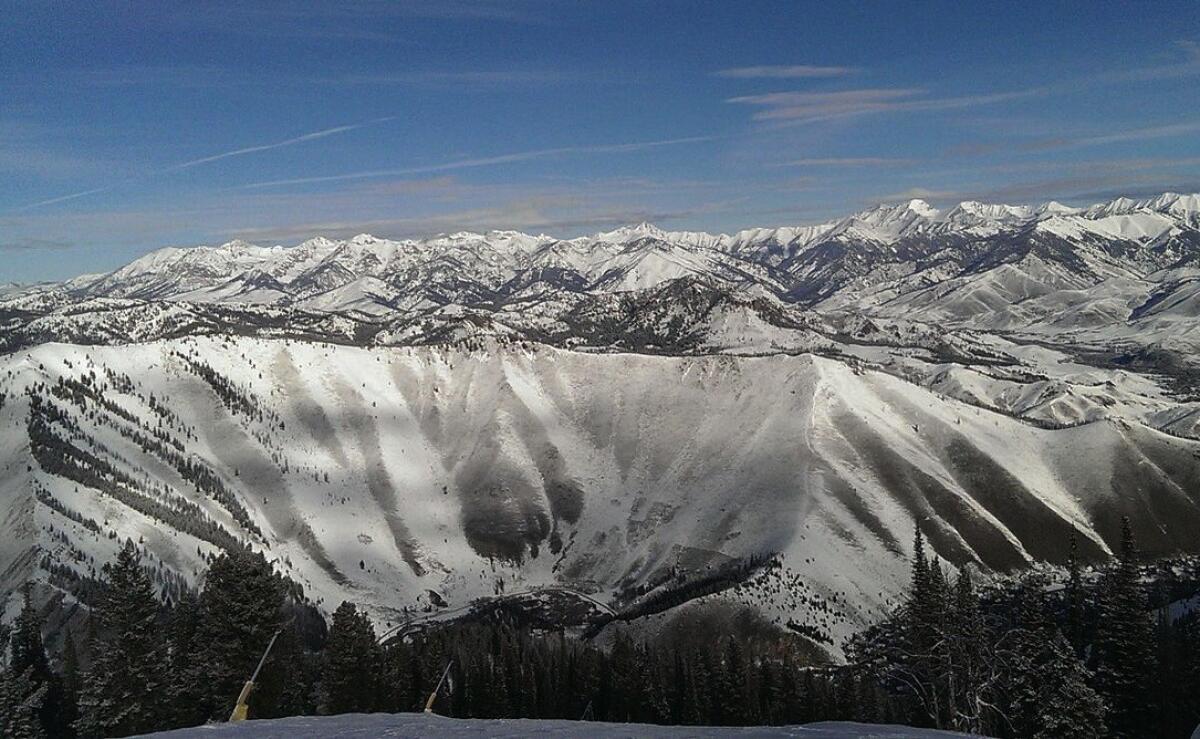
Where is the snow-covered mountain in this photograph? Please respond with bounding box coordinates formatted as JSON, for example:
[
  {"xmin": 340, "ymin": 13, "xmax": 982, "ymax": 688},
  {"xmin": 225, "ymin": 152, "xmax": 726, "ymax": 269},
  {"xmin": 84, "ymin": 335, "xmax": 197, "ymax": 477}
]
[
  {"xmin": 3, "ymin": 191, "xmax": 1199, "ymax": 657},
  {"xmin": 7, "ymin": 191, "xmax": 1197, "ymax": 348}
]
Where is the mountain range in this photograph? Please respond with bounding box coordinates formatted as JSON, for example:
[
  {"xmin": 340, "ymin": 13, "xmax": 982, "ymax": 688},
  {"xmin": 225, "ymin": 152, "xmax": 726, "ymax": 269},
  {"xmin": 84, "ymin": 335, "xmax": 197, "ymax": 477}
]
[{"xmin": 3, "ymin": 191, "xmax": 1199, "ymax": 657}]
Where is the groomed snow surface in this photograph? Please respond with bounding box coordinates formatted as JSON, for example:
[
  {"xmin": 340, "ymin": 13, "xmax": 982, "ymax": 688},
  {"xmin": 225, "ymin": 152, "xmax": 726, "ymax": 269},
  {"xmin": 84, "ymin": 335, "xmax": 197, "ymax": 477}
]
[{"xmin": 137, "ymin": 714, "xmax": 976, "ymax": 738}]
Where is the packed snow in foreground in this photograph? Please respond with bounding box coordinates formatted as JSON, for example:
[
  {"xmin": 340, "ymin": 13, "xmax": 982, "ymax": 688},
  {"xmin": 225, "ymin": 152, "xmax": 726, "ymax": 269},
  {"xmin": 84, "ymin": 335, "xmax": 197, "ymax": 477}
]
[{"xmin": 137, "ymin": 714, "xmax": 976, "ymax": 738}]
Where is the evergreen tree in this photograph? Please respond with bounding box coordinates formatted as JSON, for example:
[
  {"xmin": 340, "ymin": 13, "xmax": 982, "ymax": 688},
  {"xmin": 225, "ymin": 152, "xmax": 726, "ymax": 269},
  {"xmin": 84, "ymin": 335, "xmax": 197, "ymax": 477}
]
[
  {"xmin": 1006, "ymin": 576, "xmax": 1107, "ymax": 739},
  {"xmin": 320, "ymin": 601, "xmax": 382, "ymax": 714},
  {"xmin": 7, "ymin": 588, "xmax": 69, "ymax": 737},
  {"xmin": 1091, "ymin": 517, "xmax": 1155, "ymax": 738},
  {"xmin": 75, "ymin": 541, "xmax": 168, "ymax": 738},
  {"xmin": 194, "ymin": 549, "xmax": 285, "ymax": 721},
  {"xmin": 901, "ymin": 529, "xmax": 952, "ymax": 726},
  {"xmin": 165, "ymin": 589, "xmax": 207, "ymax": 728},
  {"xmin": 607, "ymin": 631, "xmax": 637, "ymax": 722},
  {"xmin": 719, "ymin": 637, "xmax": 748, "ymax": 725},
  {"xmin": 1165, "ymin": 610, "xmax": 1200, "ymax": 737},
  {"xmin": 57, "ymin": 630, "xmax": 80, "ymax": 737},
  {"xmin": 10, "ymin": 589, "xmax": 51, "ymax": 680},
  {"xmin": 947, "ymin": 569, "xmax": 993, "ymax": 734},
  {"xmin": 687, "ymin": 652, "xmax": 712, "ymax": 725},
  {"xmin": 1064, "ymin": 531, "xmax": 1086, "ymax": 656},
  {"xmin": 911, "ymin": 526, "xmax": 930, "ymax": 606},
  {"xmin": 0, "ymin": 666, "xmax": 49, "ymax": 739},
  {"xmin": 61, "ymin": 630, "xmax": 81, "ymax": 711},
  {"xmin": 1028, "ymin": 632, "xmax": 1107, "ymax": 739}
]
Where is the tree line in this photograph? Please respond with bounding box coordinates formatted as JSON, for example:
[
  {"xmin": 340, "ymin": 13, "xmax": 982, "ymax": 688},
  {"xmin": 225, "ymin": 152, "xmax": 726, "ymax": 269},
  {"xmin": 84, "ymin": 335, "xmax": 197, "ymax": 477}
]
[{"xmin": 3, "ymin": 517, "xmax": 1199, "ymax": 737}]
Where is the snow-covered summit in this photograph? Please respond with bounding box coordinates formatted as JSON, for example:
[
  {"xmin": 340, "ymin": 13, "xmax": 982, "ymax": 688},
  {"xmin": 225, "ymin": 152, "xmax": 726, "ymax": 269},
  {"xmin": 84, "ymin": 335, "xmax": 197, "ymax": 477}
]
[{"xmin": 9, "ymin": 190, "xmax": 1199, "ymax": 316}]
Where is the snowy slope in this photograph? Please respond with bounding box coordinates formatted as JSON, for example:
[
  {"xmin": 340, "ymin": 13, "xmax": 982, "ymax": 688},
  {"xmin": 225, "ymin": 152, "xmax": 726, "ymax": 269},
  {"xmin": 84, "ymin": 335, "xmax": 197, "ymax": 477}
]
[
  {"xmin": 4, "ymin": 190, "xmax": 1200, "ymax": 656},
  {"xmin": 4, "ymin": 338, "xmax": 1199, "ymax": 657},
  {"xmin": 5, "ymin": 191, "xmax": 1197, "ymax": 324}
]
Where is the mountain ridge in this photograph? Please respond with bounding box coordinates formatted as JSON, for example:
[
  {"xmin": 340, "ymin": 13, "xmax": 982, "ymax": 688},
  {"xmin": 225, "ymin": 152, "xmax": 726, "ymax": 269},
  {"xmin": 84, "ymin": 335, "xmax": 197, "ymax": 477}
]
[{"xmin": 3, "ymin": 189, "xmax": 1200, "ymax": 656}]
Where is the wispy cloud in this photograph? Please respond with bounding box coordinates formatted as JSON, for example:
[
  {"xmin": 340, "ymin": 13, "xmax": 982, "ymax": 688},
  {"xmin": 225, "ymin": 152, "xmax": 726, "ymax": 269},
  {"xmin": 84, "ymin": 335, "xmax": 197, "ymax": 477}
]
[
  {"xmin": 729, "ymin": 87, "xmax": 1039, "ymax": 124},
  {"xmin": 1021, "ymin": 121, "xmax": 1200, "ymax": 152},
  {"xmin": 324, "ymin": 70, "xmax": 577, "ymax": 89},
  {"xmin": 0, "ymin": 237, "xmax": 75, "ymax": 252},
  {"xmin": 236, "ymin": 135, "xmax": 718, "ymax": 190},
  {"xmin": 729, "ymin": 88, "xmax": 919, "ymax": 108},
  {"xmin": 221, "ymin": 199, "xmax": 737, "ymax": 243},
  {"xmin": 877, "ymin": 187, "xmax": 961, "ymax": 202},
  {"xmin": 148, "ymin": 0, "xmax": 547, "ymax": 43},
  {"xmin": 872, "ymin": 169, "xmax": 1200, "ymax": 210},
  {"xmin": 353, "ymin": 176, "xmax": 462, "ymax": 196},
  {"xmin": 23, "ymin": 65, "xmax": 577, "ymax": 91},
  {"xmin": 782, "ymin": 157, "xmax": 914, "ymax": 167},
  {"xmin": 164, "ymin": 118, "xmax": 394, "ymax": 171},
  {"xmin": 15, "ymin": 186, "xmax": 113, "ymax": 212},
  {"xmin": 714, "ymin": 65, "xmax": 855, "ymax": 79},
  {"xmin": 13, "ymin": 117, "xmax": 395, "ymax": 212},
  {"xmin": 725, "ymin": 41, "xmax": 1200, "ymax": 130},
  {"xmin": 1063, "ymin": 121, "xmax": 1200, "ymax": 149}
]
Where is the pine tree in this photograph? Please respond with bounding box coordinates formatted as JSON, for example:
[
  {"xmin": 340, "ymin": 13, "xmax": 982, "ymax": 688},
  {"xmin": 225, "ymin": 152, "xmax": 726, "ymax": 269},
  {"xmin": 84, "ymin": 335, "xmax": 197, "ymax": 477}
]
[
  {"xmin": 1064, "ymin": 531, "xmax": 1086, "ymax": 656},
  {"xmin": 7, "ymin": 588, "xmax": 68, "ymax": 737},
  {"xmin": 0, "ymin": 666, "xmax": 49, "ymax": 739},
  {"xmin": 57, "ymin": 630, "xmax": 80, "ymax": 737},
  {"xmin": 688, "ymin": 652, "xmax": 712, "ymax": 725},
  {"xmin": 320, "ymin": 601, "xmax": 382, "ymax": 714},
  {"xmin": 1029, "ymin": 632, "xmax": 1107, "ymax": 739},
  {"xmin": 1091, "ymin": 517, "xmax": 1155, "ymax": 738},
  {"xmin": 61, "ymin": 630, "xmax": 80, "ymax": 709},
  {"xmin": 908, "ymin": 532, "xmax": 950, "ymax": 726},
  {"xmin": 75, "ymin": 540, "xmax": 168, "ymax": 738},
  {"xmin": 635, "ymin": 644, "xmax": 668, "ymax": 724},
  {"xmin": 10, "ymin": 589, "xmax": 51, "ymax": 680},
  {"xmin": 194, "ymin": 549, "xmax": 285, "ymax": 721},
  {"xmin": 947, "ymin": 569, "xmax": 993, "ymax": 734},
  {"xmin": 719, "ymin": 637, "xmax": 748, "ymax": 725},
  {"xmin": 165, "ymin": 589, "xmax": 206, "ymax": 728},
  {"xmin": 911, "ymin": 526, "xmax": 930, "ymax": 605},
  {"xmin": 1167, "ymin": 610, "xmax": 1200, "ymax": 736},
  {"xmin": 607, "ymin": 631, "xmax": 636, "ymax": 722},
  {"xmin": 1006, "ymin": 578, "xmax": 1107, "ymax": 738}
]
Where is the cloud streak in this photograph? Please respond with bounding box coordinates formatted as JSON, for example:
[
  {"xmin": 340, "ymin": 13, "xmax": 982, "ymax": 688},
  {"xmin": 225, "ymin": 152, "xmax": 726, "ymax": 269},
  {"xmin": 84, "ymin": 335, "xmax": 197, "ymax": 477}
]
[
  {"xmin": 13, "ymin": 117, "xmax": 395, "ymax": 212},
  {"xmin": 236, "ymin": 135, "xmax": 718, "ymax": 190},
  {"xmin": 15, "ymin": 186, "xmax": 113, "ymax": 212},
  {"xmin": 728, "ymin": 87, "xmax": 1040, "ymax": 124},
  {"xmin": 23, "ymin": 65, "xmax": 576, "ymax": 91},
  {"xmin": 163, "ymin": 118, "xmax": 395, "ymax": 171},
  {"xmin": 221, "ymin": 199, "xmax": 739, "ymax": 243},
  {"xmin": 715, "ymin": 65, "xmax": 855, "ymax": 79},
  {"xmin": 0, "ymin": 237, "xmax": 75, "ymax": 252},
  {"xmin": 1064, "ymin": 121, "xmax": 1200, "ymax": 149},
  {"xmin": 725, "ymin": 43, "xmax": 1200, "ymax": 129},
  {"xmin": 782, "ymin": 157, "xmax": 914, "ymax": 167}
]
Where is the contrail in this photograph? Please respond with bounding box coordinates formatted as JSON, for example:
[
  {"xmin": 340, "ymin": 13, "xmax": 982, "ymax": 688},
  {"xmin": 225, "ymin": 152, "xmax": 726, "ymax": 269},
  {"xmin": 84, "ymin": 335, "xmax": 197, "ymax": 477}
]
[
  {"xmin": 15, "ymin": 186, "xmax": 113, "ymax": 211},
  {"xmin": 237, "ymin": 135, "xmax": 718, "ymax": 190},
  {"xmin": 165, "ymin": 117, "xmax": 395, "ymax": 171},
  {"xmin": 13, "ymin": 117, "xmax": 396, "ymax": 212}
]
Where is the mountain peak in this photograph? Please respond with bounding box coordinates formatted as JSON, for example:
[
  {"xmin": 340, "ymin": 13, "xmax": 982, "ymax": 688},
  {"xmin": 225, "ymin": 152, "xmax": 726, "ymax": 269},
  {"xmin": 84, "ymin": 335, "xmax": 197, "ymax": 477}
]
[
  {"xmin": 1037, "ymin": 200, "xmax": 1080, "ymax": 216},
  {"xmin": 904, "ymin": 198, "xmax": 939, "ymax": 218},
  {"xmin": 596, "ymin": 222, "xmax": 668, "ymax": 242}
]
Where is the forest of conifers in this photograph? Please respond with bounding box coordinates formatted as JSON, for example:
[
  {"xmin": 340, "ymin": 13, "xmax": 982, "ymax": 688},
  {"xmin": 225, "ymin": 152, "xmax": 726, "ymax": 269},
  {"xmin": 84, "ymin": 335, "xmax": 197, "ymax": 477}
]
[{"xmin": 2, "ymin": 518, "xmax": 1198, "ymax": 738}]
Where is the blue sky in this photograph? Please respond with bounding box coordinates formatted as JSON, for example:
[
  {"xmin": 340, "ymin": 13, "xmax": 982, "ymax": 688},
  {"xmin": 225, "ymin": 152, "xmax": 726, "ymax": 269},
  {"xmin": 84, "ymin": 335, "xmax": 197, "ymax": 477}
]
[{"xmin": 2, "ymin": 0, "xmax": 1199, "ymax": 282}]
